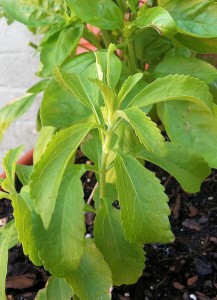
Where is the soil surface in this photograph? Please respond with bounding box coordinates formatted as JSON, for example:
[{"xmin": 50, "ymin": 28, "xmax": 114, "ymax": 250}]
[{"xmin": 0, "ymin": 154, "xmax": 217, "ymax": 300}]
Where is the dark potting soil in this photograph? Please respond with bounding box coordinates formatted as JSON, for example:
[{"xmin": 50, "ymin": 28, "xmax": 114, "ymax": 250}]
[{"xmin": 1, "ymin": 155, "xmax": 217, "ymax": 300}]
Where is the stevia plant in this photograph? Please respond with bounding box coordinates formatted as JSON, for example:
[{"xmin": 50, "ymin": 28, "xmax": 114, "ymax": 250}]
[{"xmin": 0, "ymin": 0, "xmax": 217, "ymax": 299}]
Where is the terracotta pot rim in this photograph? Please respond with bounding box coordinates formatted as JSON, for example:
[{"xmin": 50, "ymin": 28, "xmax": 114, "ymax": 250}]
[{"xmin": 0, "ymin": 148, "xmax": 34, "ymax": 180}]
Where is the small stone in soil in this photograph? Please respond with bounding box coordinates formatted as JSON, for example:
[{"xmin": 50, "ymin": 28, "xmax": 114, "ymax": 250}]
[
  {"xmin": 173, "ymin": 281, "xmax": 186, "ymax": 292},
  {"xmin": 187, "ymin": 275, "xmax": 198, "ymax": 286},
  {"xmin": 195, "ymin": 258, "xmax": 213, "ymax": 275},
  {"xmin": 0, "ymin": 217, "xmax": 8, "ymax": 225},
  {"xmin": 182, "ymin": 219, "xmax": 202, "ymax": 231},
  {"xmin": 190, "ymin": 294, "xmax": 197, "ymax": 300},
  {"xmin": 124, "ymin": 292, "xmax": 130, "ymax": 297}
]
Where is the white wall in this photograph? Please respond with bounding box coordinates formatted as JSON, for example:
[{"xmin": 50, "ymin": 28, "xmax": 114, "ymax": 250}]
[{"xmin": 0, "ymin": 18, "xmax": 40, "ymax": 171}]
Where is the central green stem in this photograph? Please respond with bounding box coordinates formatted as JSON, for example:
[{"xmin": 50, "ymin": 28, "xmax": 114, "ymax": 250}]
[
  {"xmin": 127, "ymin": 39, "xmax": 138, "ymax": 73},
  {"xmin": 99, "ymin": 127, "xmax": 113, "ymax": 200}
]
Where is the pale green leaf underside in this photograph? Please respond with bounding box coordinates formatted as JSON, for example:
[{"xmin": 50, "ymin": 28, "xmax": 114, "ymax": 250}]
[
  {"xmin": 134, "ymin": 6, "xmax": 177, "ymax": 37},
  {"xmin": 66, "ymin": 239, "xmax": 112, "ymax": 300},
  {"xmin": 0, "ymin": 220, "xmax": 19, "ymax": 250},
  {"xmin": 0, "ymin": 221, "xmax": 17, "ymax": 300},
  {"xmin": 119, "ymin": 107, "xmax": 166, "ymax": 157},
  {"xmin": 89, "ymin": 78, "xmax": 116, "ymax": 117},
  {"xmin": 94, "ymin": 201, "xmax": 145, "ymax": 285},
  {"xmin": 115, "ymin": 153, "xmax": 174, "ymax": 244},
  {"xmin": 46, "ymin": 277, "xmax": 73, "ymax": 300},
  {"xmin": 30, "ymin": 123, "xmax": 93, "ymax": 229},
  {"xmin": 160, "ymin": 102, "xmax": 217, "ymax": 168},
  {"xmin": 154, "ymin": 57, "xmax": 217, "ymax": 84},
  {"xmin": 159, "ymin": 0, "xmax": 217, "ymax": 38},
  {"xmin": 95, "ymin": 48, "xmax": 122, "ymax": 90},
  {"xmin": 135, "ymin": 142, "xmax": 211, "ymax": 193},
  {"xmin": 129, "ymin": 74, "xmax": 213, "ymax": 114},
  {"xmin": 0, "ymin": 93, "xmax": 36, "ymax": 141},
  {"xmin": 34, "ymin": 165, "xmax": 86, "ymax": 277},
  {"xmin": 11, "ymin": 189, "xmax": 42, "ymax": 266},
  {"xmin": 1, "ymin": 147, "xmax": 23, "ymax": 194},
  {"xmin": 33, "ymin": 126, "xmax": 55, "ymax": 165},
  {"xmin": 40, "ymin": 80, "xmax": 92, "ymax": 129}
]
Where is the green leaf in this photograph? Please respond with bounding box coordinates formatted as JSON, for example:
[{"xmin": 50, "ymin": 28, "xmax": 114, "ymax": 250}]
[
  {"xmin": 89, "ymin": 79, "xmax": 116, "ymax": 120},
  {"xmin": 0, "ymin": 221, "xmax": 17, "ymax": 300},
  {"xmin": 11, "ymin": 188, "xmax": 42, "ymax": 265},
  {"xmin": 119, "ymin": 76, "xmax": 150, "ymax": 111},
  {"xmin": 117, "ymin": 73, "xmax": 143, "ymax": 108},
  {"xmin": 16, "ymin": 165, "xmax": 33, "ymax": 186},
  {"xmin": 84, "ymin": 203, "xmax": 96, "ymax": 214},
  {"xmin": 40, "ymin": 79, "xmax": 93, "ymax": 129},
  {"xmin": 115, "ymin": 122, "xmax": 141, "ymax": 155},
  {"xmin": 34, "ymin": 165, "xmax": 86, "ymax": 277},
  {"xmin": 118, "ymin": 107, "xmax": 166, "ymax": 156},
  {"xmin": 81, "ymin": 129, "xmax": 102, "ymax": 168},
  {"xmin": 30, "ymin": 123, "xmax": 93, "ymax": 229},
  {"xmin": 135, "ymin": 142, "xmax": 211, "ymax": 193},
  {"xmin": 127, "ymin": 0, "xmax": 139, "ymax": 13},
  {"xmin": 41, "ymin": 23, "xmax": 84, "ymax": 76},
  {"xmin": 46, "ymin": 277, "xmax": 73, "ymax": 300},
  {"xmin": 33, "ymin": 126, "xmax": 56, "ymax": 165},
  {"xmin": 62, "ymin": 52, "xmax": 95, "ymax": 74},
  {"xmin": 56, "ymin": 58, "xmax": 103, "ymax": 123},
  {"xmin": 129, "ymin": 74, "xmax": 213, "ymax": 113},
  {"xmin": 0, "ymin": 191, "xmax": 12, "ymax": 200},
  {"xmin": 95, "ymin": 47, "xmax": 122, "ymax": 89},
  {"xmin": 0, "ymin": 93, "xmax": 36, "ymax": 140},
  {"xmin": 35, "ymin": 288, "xmax": 47, "ymax": 300},
  {"xmin": 134, "ymin": 27, "xmax": 172, "ymax": 63},
  {"xmin": 0, "ymin": 0, "xmax": 64, "ymax": 27},
  {"xmin": 154, "ymin": 57, "xmax": 217, "ymax": 83},
  {"xmin": 1, "ymin": 147, "xmax": 23, "ymax": 194},
  {"xmin": 115, "ymin": 153, "xmax": 174, "ymax": 244},
  {"xmin": 0, "ymin": 220, "xmax": 19, "ymax": 249},
  {"xmin": 173, "ymin": 33, "xmax": 217, "ymax": 54},
  {"xmin": 158, "ymin": 0, "xmax": 217, "ymax": 38},
  {"xmin": 55, "ymin": 67, "xmax": 98, "ymax": 111},
  {"xmin": 94, "ymin": 183, "xmax": 117, "ymax": 212},
  {"xmin": 107, "ymin": 44, "xmax": 122, "ymax": 89},
  {"xmin": 159, "ymin": 101, "xmax": 217, "ymax": 168},
  {"xmin": 209, "ymin": 79, "xmax": 217, "ymax": 105},
  {"xmin": 134, "ymin": 6, "xmax": 177, "ymax": 37},
  {"xmin": 66, "ymin": 0, "xmax": 123, "ymax": 30},
  {"xmin": 27, "ymin": 80, "xmax": 49, "ymax": 94},
  {"xmin": 66, "ymin": 239, "xmax": 112, "ymax": 300},
  {"xmin": 94, "ymin": 200, "xmax": 145, "ymax": 285}
]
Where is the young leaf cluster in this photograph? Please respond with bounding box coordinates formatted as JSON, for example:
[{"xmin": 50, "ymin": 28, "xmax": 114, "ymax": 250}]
[{"xmin": 0, "ymin": 1, "xmax": 217, "ymax": 299}]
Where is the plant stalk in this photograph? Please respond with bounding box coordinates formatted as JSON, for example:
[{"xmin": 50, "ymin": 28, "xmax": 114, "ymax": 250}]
[
  {"xmin": 101, "ymin": 30, "xmax": 111, "ymax": 48},
  {"xmin": 99, "ymin": 128, "xmax": 113, "ymax": 200},
  {"xmin": 127, "ymin": 39, "xmax": 138, "ymax": 73}
]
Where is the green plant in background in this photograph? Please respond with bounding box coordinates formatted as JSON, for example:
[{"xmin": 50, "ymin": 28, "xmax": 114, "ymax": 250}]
[{"xmin": 0, "ymin": 0, "xmax": 217, "ymax": 299}]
